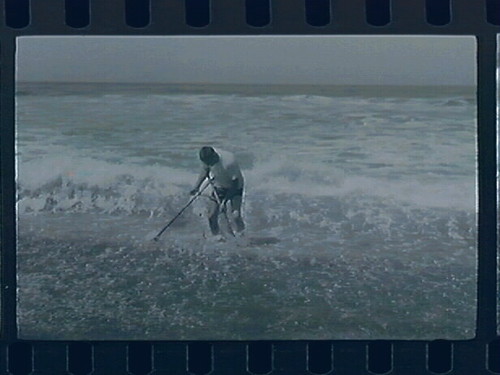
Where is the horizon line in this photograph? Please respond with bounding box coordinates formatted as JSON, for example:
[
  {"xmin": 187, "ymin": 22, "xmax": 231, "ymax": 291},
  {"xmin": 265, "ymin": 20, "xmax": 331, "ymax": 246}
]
[{"xmin": 16, "ymin": 81, "xmax": 476, "ymax": 88}]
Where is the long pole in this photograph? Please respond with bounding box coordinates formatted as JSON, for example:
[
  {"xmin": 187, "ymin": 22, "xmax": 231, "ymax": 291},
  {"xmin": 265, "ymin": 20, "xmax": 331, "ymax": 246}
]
[{"xmin": 153, "ymin": 181, "xmax": 210, "ymax": 241}]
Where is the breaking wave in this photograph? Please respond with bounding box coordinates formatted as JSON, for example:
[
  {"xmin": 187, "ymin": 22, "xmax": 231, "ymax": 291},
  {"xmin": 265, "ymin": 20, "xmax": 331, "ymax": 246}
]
[{"xmin": 17, "ymin": 151, "xmax": 475, "ymax": 217}]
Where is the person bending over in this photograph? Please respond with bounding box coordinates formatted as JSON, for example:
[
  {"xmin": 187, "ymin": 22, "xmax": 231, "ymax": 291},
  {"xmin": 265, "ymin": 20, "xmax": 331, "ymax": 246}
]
[{"xmin": 190, "ymin": 146, "xmax": 245, "ymax": 236}]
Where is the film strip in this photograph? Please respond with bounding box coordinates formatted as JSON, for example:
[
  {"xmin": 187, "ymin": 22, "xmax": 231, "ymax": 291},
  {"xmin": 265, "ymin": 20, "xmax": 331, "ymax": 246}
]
[{"xmin": 1, "ymin": 0, "xmax": 499, "ymax": 374}]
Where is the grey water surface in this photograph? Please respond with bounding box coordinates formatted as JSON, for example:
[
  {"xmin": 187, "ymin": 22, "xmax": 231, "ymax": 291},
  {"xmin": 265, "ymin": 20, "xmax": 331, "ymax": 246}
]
[{"xmin": 16, "ymin": 83, "xmax": 477, "ymax": 340}]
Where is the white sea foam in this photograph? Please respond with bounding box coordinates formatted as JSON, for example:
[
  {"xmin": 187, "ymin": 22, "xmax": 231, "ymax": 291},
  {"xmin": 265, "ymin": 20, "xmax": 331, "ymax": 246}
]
[{"xmin": 17, "ymin": 150, "xmax": 475, "ymax": 216}]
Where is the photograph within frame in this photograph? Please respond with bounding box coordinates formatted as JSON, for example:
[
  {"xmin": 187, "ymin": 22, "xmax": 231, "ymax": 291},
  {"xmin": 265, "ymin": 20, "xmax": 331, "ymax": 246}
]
[{"xmin": 15, "ymin": 35, "xmax": 477, "ymax": 340}]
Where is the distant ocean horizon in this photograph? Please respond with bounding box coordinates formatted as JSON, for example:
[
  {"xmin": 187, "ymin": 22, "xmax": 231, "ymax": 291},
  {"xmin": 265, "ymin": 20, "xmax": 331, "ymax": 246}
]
[{"xmin": 16, "ymin": 81, "xmax": 476, "ymax": 97}]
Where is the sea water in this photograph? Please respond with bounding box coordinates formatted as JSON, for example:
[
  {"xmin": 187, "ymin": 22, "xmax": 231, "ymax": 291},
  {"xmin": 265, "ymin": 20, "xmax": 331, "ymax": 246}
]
[{"xmin": 16, "ymin": 82, "xmax": 477, "ymax": 340}]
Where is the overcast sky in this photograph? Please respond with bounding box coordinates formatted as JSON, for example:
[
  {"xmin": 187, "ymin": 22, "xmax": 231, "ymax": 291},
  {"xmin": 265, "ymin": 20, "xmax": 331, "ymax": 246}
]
[{"xmin": 16, "ymin": 36, "xmax": 476, "ymax": 86}]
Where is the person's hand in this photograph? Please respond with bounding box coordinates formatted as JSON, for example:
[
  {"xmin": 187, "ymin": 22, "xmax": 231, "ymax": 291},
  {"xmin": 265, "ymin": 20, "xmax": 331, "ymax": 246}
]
[{"xmin": 190, "ymin": 189, "xmax": 198, "ymax": 196}]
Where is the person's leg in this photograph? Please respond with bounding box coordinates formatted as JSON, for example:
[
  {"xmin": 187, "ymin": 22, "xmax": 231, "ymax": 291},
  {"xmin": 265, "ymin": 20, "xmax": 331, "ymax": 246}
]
[
  {"xmin": 207, "ymin": 198, "xmax": 220, "ymax": 235},
  {"xmin": 230, "ymin": 194, "xmax": 245, "ymax": 232}
]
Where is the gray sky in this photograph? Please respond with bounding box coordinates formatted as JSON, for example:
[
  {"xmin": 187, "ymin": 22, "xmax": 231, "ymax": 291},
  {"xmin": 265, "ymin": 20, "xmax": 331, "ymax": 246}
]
[{"xmin": 17, "ymin": 36, "xmax": 476, "ymax": 86}]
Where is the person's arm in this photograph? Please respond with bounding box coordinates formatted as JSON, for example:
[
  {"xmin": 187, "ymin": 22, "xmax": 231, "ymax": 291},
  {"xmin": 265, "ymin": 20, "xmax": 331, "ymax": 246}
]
[
  {"xmin": 227, "ymin": 176, "xmax": 240, "ymax": 197},
  {"xmin": 228, "ymin": 162, "xmax": 243, "ymax": 195},
  {"xmin": 231, "ymin": 177, "xmax": 239, "ymax": 189},
  {"xmin": 190, "ymin": 166, "xmax": 209, "ymax": 195}
]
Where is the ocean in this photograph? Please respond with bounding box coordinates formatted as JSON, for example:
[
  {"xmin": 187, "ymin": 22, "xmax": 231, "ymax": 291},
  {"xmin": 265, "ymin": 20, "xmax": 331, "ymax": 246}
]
[{"xmin": 16, "ymin": 82, "xmax": 477, "ymax": 340}]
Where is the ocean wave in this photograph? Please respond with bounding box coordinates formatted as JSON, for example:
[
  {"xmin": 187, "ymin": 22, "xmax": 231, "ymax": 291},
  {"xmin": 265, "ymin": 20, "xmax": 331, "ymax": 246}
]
[
  {"xmin": 17, "ymin": 153, "xmax": 475, "ymax": 216},
  {"xmin": 17, "ymin": 156, "xmax": 193, "ymax": 215}
]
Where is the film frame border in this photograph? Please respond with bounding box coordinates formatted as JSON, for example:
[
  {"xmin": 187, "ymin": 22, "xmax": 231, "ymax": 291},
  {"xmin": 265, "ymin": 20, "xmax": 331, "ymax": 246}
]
[{"xmin": 0, "ymin": 0, "xmax": 499, "ymax": 374}]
